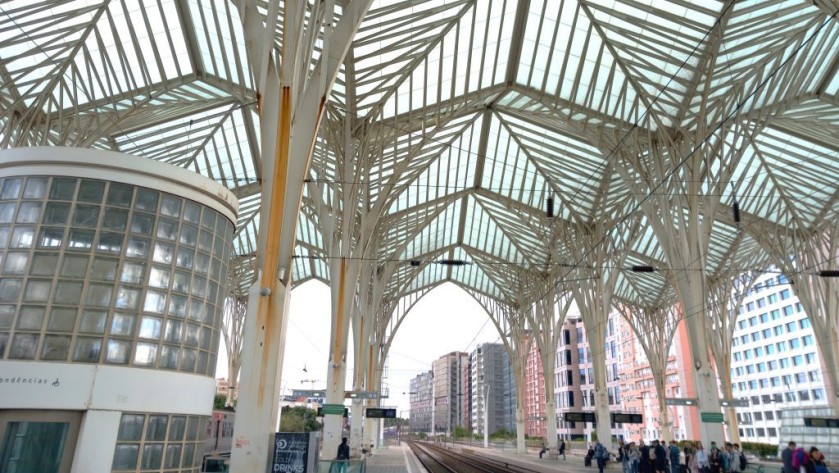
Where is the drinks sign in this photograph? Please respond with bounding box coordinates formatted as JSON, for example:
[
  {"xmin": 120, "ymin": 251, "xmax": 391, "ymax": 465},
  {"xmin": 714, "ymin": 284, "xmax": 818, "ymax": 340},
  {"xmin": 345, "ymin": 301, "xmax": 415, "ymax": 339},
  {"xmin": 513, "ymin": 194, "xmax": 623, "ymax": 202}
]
[{"xmin": 271, "ymin": 432, "xmax": 310, "ymax": 473}]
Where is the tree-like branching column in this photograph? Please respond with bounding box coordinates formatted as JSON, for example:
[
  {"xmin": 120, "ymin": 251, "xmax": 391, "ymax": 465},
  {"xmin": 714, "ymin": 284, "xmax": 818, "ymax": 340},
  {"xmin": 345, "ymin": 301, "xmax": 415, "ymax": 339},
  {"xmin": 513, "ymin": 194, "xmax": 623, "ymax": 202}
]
[
  {"xmin": 705, "ymin": 270, "xmax": 759, "ymax": 442},
  {"xmin": 755, "ymin": 222, "xmax": 839, "ymax": 415},
  {"xmin": 222, "ymin": 294, "xmax": 248, "ymax": 408},
  {"xmin": 558, "ymin": 220, "xmax": 638, "ymax": 451},
  {"xmin": 472, "ymin": 293, "xmax": 533, "ymax": 454},
  {"xmin": 616, "ymin": 295, "xmax": 682, "ymax": 442},
  {"xmin": 519, "ymin": 271, "xmax": 572, "ymax": 458}
]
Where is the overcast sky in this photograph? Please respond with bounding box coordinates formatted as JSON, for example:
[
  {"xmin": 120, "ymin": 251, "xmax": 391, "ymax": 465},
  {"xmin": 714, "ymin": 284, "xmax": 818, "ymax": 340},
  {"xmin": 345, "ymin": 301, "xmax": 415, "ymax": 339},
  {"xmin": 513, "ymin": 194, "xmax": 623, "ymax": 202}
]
[{"xmin": 218, "ymin": 280, "xmax": 501, "ymax": 415}]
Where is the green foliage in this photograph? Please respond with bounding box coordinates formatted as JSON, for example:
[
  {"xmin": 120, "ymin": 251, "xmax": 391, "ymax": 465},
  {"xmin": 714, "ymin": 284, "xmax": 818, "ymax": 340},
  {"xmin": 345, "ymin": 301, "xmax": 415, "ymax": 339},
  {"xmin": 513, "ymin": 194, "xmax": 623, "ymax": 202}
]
[
  {"xmin": 418, "ymin": 433, "xmax": 427, "ymax": 440},
  {"xmin": 279, "ymin": 406, "xmax": 321, "ymax": 433},
  {"xmin": 741, "ymin": 442, "xmax": 778, "ymax": 457},
  {"xmin": 490, "ymin": 428, "xmax": 515, "ymax": 439},
  {"xmin": 453, "ymin": 426, "xmax": 471, "ymax": 438},
  {"xmin": 214, "ymin": 394, "xmax": 227, "ymax": 410}
]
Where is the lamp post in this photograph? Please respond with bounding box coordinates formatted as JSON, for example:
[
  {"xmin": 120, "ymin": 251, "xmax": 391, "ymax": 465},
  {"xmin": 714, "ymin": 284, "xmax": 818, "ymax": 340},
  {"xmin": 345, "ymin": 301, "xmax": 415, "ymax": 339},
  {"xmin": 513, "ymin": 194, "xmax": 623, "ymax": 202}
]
[{"xmin": 483, "ymin": 384, "xmax": 491, "ymax": 448}]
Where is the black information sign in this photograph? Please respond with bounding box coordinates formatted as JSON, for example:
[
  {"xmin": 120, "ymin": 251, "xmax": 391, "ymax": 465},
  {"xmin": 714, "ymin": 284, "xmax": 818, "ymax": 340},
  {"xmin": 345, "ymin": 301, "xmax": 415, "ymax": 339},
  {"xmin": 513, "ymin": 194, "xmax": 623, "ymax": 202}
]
[
  {"xmin": 612, "ymin": 413, "xmax": 643, "ymax": 424},
  {"xmin": 366, "ymin": 408, "xmax": 397, "ymax": 419},
  {"xmin": 803, "ymin": 417, "xmax": 839, "ymax": 428},
  {"xmin": 271, "ymin": 432, "xmax": 310, "ymax": 473},
  {"xmin": 317, "ymin": 407, "xmax": 349, "ymax": 418},
  {"xmin": 564, "ymin": 412, "xmax": 596, "ymax": 423}
]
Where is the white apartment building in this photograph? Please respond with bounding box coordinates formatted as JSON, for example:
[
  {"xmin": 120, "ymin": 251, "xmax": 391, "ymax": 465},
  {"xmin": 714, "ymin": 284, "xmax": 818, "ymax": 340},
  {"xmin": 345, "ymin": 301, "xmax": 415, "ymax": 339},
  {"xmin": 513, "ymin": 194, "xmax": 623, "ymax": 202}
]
[{"xmin": 729, "ymin": 272, "xmax": 828, "ymax": 444}]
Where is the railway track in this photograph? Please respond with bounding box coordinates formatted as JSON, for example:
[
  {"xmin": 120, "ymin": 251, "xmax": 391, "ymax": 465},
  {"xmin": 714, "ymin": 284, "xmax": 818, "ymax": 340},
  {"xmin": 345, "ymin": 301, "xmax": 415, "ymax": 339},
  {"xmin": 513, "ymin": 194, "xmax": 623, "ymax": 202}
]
[{"xmin": 406, "ymin": 441, "xmax": 542, "ymax": 473}]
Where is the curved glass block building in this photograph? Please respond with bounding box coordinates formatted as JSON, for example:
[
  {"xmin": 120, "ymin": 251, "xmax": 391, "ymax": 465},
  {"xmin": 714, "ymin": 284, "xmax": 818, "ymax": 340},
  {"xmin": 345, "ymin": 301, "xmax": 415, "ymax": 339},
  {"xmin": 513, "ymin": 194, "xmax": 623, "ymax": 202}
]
[{"xmin": 0, "ymin": 147, "xmax": 237, "ymax": 473}]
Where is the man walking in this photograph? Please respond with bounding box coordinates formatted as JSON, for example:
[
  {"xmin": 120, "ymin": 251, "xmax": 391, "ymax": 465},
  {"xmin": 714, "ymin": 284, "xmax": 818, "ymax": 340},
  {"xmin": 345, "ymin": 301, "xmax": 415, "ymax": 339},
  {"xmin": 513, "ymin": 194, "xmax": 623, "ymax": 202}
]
[
  {"xmin": 595, "ymin": 440, "xmax": 610, "ymax": 473},
  {"xmin": 670, "ymin": 441, "xmax": 681, "ymax": 473},
  {"xmin": 333, "ymin": 437, "xmax": 350, "ymax": 473},
  {"xmin": 782, "ymin": 442, "xmax": 797, "ymax": 473},
  {"xmin": 560, "ymin": 440, "xmax": 567, "ymax": 460}
]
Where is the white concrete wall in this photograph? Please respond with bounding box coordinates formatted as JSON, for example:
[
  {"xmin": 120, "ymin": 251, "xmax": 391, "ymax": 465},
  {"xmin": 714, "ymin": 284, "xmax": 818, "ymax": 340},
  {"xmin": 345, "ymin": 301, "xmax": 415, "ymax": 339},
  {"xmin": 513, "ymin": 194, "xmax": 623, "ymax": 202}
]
[{"xmin": 0, "ymin": 361, "xmax": 216, "ymax": 471}]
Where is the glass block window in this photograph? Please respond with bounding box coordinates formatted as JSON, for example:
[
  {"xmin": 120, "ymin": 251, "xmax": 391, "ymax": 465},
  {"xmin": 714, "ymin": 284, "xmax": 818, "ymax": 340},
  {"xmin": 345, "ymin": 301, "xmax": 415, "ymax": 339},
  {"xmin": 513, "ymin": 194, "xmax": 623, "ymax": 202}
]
[
  {"xmin": 0, "ymin": 176, "xmax": 233, "ymax": 377},
  {"xmin": 112, "ymin": 413, "xmax": 207, "ymax": 473}
]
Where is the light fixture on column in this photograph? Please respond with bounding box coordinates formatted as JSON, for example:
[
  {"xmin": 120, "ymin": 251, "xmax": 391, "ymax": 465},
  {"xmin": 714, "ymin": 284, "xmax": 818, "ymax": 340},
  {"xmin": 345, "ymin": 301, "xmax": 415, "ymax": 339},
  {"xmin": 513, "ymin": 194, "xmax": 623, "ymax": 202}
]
[
  {"xmin": 631, "ymin": 265, "xmax": 656, "ymax": 273},
  {"xmin": 818, "ymin": 270, "xmax": 839, "ymax": 277}
]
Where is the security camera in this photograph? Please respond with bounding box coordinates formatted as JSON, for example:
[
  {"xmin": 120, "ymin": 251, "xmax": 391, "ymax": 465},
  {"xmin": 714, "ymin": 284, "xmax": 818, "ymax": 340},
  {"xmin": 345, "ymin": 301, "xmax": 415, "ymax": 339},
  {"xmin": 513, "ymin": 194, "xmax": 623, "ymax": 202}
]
[{"xmin": 259, "ymin": 287, "xmax": 271, "ymax": 296}]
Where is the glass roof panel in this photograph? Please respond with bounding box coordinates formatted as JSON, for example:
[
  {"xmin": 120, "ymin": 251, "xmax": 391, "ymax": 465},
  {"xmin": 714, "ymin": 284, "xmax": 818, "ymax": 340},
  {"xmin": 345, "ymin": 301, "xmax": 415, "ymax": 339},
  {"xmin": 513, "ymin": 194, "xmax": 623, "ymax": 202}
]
[{"xmin": 519, "ymin": 0, "xmax": 643, "ymax": 127}]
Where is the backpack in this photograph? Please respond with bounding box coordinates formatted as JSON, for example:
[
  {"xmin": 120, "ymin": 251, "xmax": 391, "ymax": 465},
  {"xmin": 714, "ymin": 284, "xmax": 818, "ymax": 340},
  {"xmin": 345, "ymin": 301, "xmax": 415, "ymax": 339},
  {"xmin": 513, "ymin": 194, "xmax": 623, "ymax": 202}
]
[
  {"xmin": 792, "ymin": 448, "xmax": 807, "ymax": 469},
  {"xmin": 739, "ymin": 452, "xmax": 747, "ymax": 471}
]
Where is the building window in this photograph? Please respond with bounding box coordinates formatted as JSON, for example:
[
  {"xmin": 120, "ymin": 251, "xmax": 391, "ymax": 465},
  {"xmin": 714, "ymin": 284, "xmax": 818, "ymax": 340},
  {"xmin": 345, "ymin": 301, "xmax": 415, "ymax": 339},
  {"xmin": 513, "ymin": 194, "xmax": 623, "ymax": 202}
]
[
  {"xmin": 567, "ymin": 370, "xmax": 574, "ymax": 387},
  {"xmin": 799, "ymin": 390, "xmax": 811, "ymax": 401},
  {"xmin": 757, "ymin": 428, "xmax": 766, "ymax": 436},
  {"xmin": 751, "ymin": 333, "xmax": 760, "ymax": 342},
  {"xmin": 809, "ymin": 371, "xmax": 821, "ymax": 382},
  {"xmin": 799, "ymin": 318, "xmax": 811, "ymax": 329},
  {"xmin": 802, "ymin": 335, "xmax": 814, "ymax": 346},
  {"xmin": 757, "ymin": 299, "xmax": 766, "ymax": 308},
  {"xmin": 768, "ymin": 428, "xmax": 778, "ymax": 437},
  {"xmin": 780, "ymin": 289, "xmax": 791, "ymax": 300},
  {"xmin": 768, "ymin": 360, "xmax": 777, "ymax": 370},
  {"xmin": 749, "ymin": 316, "xmax": 758, "ymax": 326},
  {"xmin": 795, "ymin": 373, "xmax": 807, "ymax": 383},
  {"xmin": 813, "ymin": 389, "xmax": 825, "ymax": 400},
  {"xmin": 762, "ymin": 329, "xmax": 772, "ymax": 338},
  {"xmin": 563, "ymin": 330, "xmax": 571, "ymax": 346},
  {"xmin": 765, "ymin": 411, "xmax": 774, "ymax": 420},
  {"xmin": 767, "ymin": 294, "xmax": 778, "ymax": 304},
  {"xmin": 770, "ymin": 377, "xmax": 781, "ymax": 387},
  {"xmin": 789, "ymin": 339, "xmax": 801, "ymax": 349},
  {"xmin": 578, "ymin": 348, "xmax": 585, "ymax": 364},
  {"xmin": 770, "ymin": 309, "xmax": 781, "ymax": 320},
  {"xmin": 786, "ymin": 322, "xmax": 797, "ymax": 332},
  {"xmin": 568, "ymin": 392, "xmax": 574, "ymax": 407},
  {"xmin": 783, "ymin": 305, "xmax": 794, "ymax": 316},
  {"xmin": 766, "ymin": 344, "xmax": 776, "ymax": 354},
  {"xmin": 792, "ymin": 355, "xmax": 804, "ymax": 366},
  {"xmin": 112, "ymin": 413, "xmax": 206, "ymax": 472},
  {"xmin": 754, "ymin": 412, "xmax": 763, "ymax": 421}
]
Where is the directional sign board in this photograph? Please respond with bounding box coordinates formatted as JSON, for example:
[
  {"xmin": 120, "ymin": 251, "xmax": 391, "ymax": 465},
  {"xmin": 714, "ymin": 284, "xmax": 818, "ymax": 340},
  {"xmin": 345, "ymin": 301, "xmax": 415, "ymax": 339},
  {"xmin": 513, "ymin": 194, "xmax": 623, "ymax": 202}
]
[
  {"xmin": 612, "ymin": 413, "xmax": 643, "ymax": 424},
  {"xmin": 564, "ymin": 412, "xmax": 596, "ymax": 423},
  {"xmin": 803, "ymin": 418, "xmax": 839, "ymax": 428},
  {"xmin": 345, "ymin": 391, "xmax": 380, "ymax": 400},
  {"xmin": 292, "ymin": 389, "xmax": 325, "ymax": 398},
  {"xmin": 366, "ymin": 408, "xmax": 397, "ymax": 419},
  {"xmin": 720, "ymin": 398, "xmax": 749, "ymax": 408},
  {"xmin": 700, "ymin": 412, "xmax": 725, "ymax": 423},
  {"xmin": 317, "ymin": 406, "xmax": 348, "ymax": 418},
  {"xmin": 665, "ymin": 398, "xmax": 698, "ymax": 406}
]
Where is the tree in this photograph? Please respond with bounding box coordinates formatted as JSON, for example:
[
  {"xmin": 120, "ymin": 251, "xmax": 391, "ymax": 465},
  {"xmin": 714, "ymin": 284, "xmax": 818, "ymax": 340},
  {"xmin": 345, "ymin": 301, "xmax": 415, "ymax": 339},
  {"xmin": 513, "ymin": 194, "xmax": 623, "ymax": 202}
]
[
  {"xmin": 214, "ymin": 394, "xmax": 227, "ymax": 410},
  {"xmin": 279, "ymin": 406, "xmax": 321, "ymax": 433}
]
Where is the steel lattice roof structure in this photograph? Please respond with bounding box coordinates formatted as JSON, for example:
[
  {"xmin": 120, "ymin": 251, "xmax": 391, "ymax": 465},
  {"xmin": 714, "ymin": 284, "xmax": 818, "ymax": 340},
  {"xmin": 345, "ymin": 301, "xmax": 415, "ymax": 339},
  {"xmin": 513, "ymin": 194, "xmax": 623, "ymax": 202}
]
[{"xmin": 2, "ymin": 0, "xmax": 838, "ymax": 313}]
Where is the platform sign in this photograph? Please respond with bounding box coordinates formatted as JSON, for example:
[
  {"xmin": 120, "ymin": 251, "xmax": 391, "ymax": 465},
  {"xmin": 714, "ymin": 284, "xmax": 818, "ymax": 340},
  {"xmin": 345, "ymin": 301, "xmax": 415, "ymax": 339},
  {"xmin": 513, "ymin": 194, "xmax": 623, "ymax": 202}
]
[
  {"xmin": 700, "ymin": 412, "xmax": 724, "ymax": 423},
  {"xmin": 665, "ymin": 398, "xmax": 698, "ymax": 406},
  {"xmin": 271, "ymin": 432, "xmax": 310, "ymax": 473},
  {"xmin": 564, "ymin": 412, "xmax": 596, "ymax": 423},
  {"xmin": 612, "ymin": 413, "xmax": 643, "ymax": 424},
  {"xmin": 720, "ymin": 398, "xmax": 749, "ymax": 408},
  {"xmin": 292, "ymin": 389, "xmax": 325, "ymax": 398},
  {"xmin": 345, "ymin": 391, "xmax": 380, "ymax": 399},
  {"xmin": 803, "ymin": 418, "xmax": 839, "ymax": 428},
  {"xmin": 366, "ymin": 408, "xmax": 397, "ymax": 419},
  {"xmin": 321, "ymin": 404, "xmax": 347, "ymax": 416}
]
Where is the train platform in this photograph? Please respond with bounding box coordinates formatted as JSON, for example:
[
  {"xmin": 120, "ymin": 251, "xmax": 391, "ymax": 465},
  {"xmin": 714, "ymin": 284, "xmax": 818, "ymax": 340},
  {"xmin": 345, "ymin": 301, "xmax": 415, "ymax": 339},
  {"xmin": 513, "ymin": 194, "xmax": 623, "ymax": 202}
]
[
  {"xmin": 365, "ymin": 442, "xmax": 601, "ymax": 473},
  {"xmin": 365, "ymin": 443, "xmax": 426, "ymax": 473}
]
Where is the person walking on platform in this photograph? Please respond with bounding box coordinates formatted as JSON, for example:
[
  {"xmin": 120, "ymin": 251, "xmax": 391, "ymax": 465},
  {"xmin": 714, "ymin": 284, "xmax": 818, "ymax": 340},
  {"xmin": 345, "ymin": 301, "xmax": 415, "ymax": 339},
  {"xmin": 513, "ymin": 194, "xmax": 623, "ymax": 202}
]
[
  {"xmin": 629, "ymin": 443, "xmax": 641, "ymax": 473},
  {"xmin": 560, "ymin": 440, "xmax": 567, "ymax": 460},
  {"xmin": 332, "ymin": 437, "xmax": 350, "ymax": 473},
  {"xmin": 654, "ymin": 440, "xmax": 668, "ymax": 473},
  {"xmin": 595, "ymin": 440, "xmax": 610, "ymax": 473},
  {"xmin": 670, "ymin": 441, "xmax": 681, "ymax": 473},
  {"xmin": 782, "ymin": 441, "xmax": 797, "ymax": 473}
]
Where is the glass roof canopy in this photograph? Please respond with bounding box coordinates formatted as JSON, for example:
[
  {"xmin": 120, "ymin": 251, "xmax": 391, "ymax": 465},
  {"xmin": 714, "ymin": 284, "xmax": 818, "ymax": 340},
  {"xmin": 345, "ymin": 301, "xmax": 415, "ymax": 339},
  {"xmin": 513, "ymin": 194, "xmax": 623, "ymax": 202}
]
[{"xmin": 2, "ymin": 0, "xmax": 838, "ymax": 311}]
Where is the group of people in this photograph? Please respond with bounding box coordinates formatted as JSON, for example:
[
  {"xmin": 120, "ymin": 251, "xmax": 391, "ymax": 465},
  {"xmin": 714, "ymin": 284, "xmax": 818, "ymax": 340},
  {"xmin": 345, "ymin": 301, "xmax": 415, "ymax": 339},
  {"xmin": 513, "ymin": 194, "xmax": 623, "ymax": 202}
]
[
  {"xmin": 782, "ymin": 441, "xmax": 831, "ymax": 473},
  {"xmin": 539, "ymin": 439, "xmax": 567, "ymax": 459},
  {"xmin": 613, "ymin": 439, "xmax": 749, "ymax": 473}
]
